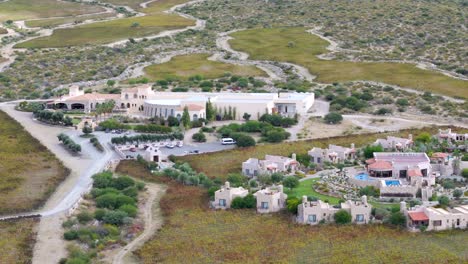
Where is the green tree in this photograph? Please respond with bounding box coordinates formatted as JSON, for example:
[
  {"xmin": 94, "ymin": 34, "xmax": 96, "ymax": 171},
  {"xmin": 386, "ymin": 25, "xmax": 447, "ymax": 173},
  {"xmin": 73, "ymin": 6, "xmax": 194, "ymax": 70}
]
[
  {"xmin": 461, "ymin": 168, "xmax": 468, "ymax": 178},
  {"xmin": 415, "ymin": 132, "xmax": 431, "ymax": 144},
  {"xmin": 324, "ymin": 112, "xmax": 343, "ymax": 124},
  {"xmin": 181, "ymin": 106, "xmax": 191, "ymax": 129},
  {"xmin": 363, "ymin": 144, "xmax": 384, "ymax": 159},
  {"xmin": 230, "ymin": 197, "xmax": 245, "ymax": 209},
  {"xmin": 118, "ymin": 204, "xmax": 137, "ymax": 217},
  {"xmin": 334, "ymin": 209, "xmax": 351, "ymax": 224},
  {"xmin": 82, "ymin": 125, "xmax": 93, "ymax": 135},
  {"xmin": 438, "ymin": 195, "xmax": 450, "ymax": 207},
  {"xmin": 106, "ymin": 80, "xmax": 116, "ymax": 87},
  {"xmin": 453, "ymin": 189, "xmax": 463, "ymax": 199},
  {"xmin": 242, "ymin": 112, "xmax": 251, "ymax": 121},
  {"xmin": 389, "ymin": 211, "xmax": 406, "ymax": 227},
  {"xmin": 192, "ymin": 132, "xmax": 206, "ymax": 142},
  {"xmin": 242, "ymin": 194, "xmax": 256, "ymax": 209},
  {"xmin": 102, "ymin": 210, "xmax": 128, "ymax": 225},
  {"xmin": 271, "ymin": 172, "xmax": 284, "ymax": 183},
  {"xmin": 283, "ymin": 176, "xmax": 299, "ymax": 189},
  {"xmin": 206, "ymin": 99, "xmax": 215, "ymax": 121},
  {"xmin": 286, "ymin": 197, "xmax": 300, "ymax": 214}
]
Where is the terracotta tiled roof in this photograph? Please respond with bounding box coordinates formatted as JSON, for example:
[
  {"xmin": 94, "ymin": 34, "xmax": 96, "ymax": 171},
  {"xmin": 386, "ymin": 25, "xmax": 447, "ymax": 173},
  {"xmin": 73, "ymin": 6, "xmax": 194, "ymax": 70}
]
[
  {"xmin": 365, "ymin": 158, "xmax": 376, "ymax": 164},
  {"xmin": 408, "ymin": 169, "xmax": 423, "ymax": 177},
  {"xmin": 178, "ymin": 104, "xmax": 205, "ymax": 111},
  {"xmin": 63, "ymin": 93, "xmax": 120, "ymax": 101},
  {"xmin": 432, "ymin": 152, "xmax": 449, "ymax": 159},
  {"xmin": 368, "ymin": 160, "xmax": 392, "ymax": 170},
  {"xmin": 408, "ymin": 211, "xmax": 429, "ymax": 221}
]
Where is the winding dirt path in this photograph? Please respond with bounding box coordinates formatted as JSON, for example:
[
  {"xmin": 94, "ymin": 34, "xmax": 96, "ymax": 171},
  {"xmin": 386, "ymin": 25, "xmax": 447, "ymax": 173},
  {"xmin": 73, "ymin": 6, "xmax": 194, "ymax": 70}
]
[{"xmin": 112, "ymin": 182, "xmax": 167, "ymax": 264}]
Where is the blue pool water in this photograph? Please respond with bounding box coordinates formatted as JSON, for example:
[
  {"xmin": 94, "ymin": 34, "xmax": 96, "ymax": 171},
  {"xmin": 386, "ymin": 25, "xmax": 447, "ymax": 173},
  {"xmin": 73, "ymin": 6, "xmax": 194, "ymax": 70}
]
[
  {"xmin": 385, "ymin": 180, "xmax": 401, "ymax": 186},
  {"xmin": 355, "ymin": 173, "xmax": 373, "ymax": 181}
]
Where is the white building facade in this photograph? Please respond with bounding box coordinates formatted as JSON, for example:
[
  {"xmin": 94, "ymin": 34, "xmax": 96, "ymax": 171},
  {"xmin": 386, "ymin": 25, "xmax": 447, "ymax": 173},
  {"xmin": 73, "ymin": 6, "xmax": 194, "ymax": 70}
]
[
  {"xmin": 213, "ymin": 182, "xmax": 248, "ymax": 209},
  {"xmin": 254, "ymin": 185, "xmax": 287, "ymax": 213},
  {"xmin": 242, "ymin": 154, "xmax": 299, "ymax": 177}
]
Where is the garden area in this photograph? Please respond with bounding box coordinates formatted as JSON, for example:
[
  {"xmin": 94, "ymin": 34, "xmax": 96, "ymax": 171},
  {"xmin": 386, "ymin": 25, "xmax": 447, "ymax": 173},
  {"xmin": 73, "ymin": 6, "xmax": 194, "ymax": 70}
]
[
  {"xmin": 114, "ymin": 161, "xmax": 468, "ymax": 264},
  {"xmin": 60, "ymin": 171, "xmax": 147, "ymax": 263}
]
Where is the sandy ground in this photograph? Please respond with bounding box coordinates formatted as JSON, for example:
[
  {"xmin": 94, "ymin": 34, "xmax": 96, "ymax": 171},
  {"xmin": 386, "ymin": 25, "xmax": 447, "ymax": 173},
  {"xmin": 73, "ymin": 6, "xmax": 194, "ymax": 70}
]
[{"xmin": 103, "ymin": 182, "xmax": 167, "ymax": 264}]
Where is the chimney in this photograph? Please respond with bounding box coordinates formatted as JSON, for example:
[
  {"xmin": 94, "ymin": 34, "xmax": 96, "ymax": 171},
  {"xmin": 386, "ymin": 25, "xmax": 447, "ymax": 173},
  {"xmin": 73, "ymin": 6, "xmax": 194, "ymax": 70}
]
[
  {"xmin": 292, "ymin": 153, "xmax": 296, "ymax": 160},
  {"xmin": 361, "ymin": 195, "xmax": 368, "ymax": 205},
  {"xmin": 400, "ymin": 201, "xmax": 407, "ymax": 214},
  {"xmin": 351, "ymin": 143, "xmax": 355, "ymax": 149},
  {"xmin": 277, "ymin": 185, "xmax": 284, "ymax": 193},
  {"xmin": 302, "ymin": 195, "xmax": 307, "ymax": 203},
  {"xmin": 225, "ymin": 181, "xmax": 230, "ymax": 189}
]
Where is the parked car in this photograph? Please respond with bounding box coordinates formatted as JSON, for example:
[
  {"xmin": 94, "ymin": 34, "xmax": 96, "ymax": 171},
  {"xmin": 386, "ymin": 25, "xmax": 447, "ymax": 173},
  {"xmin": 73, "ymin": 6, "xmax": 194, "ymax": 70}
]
[
  {"xmin": 129, "ymin": 147, "xmax": 137, "ymax": 152},
  {"xmin": 221, "ymin": 138, "xmax": 236, "ymax": 145},
  {"xmin": 166, "ymin": 143, "xmax": 175, "ymax": 149},
  {"xmin": 176, "ymin": 141, "xmax": 183, "ymax": 147}
]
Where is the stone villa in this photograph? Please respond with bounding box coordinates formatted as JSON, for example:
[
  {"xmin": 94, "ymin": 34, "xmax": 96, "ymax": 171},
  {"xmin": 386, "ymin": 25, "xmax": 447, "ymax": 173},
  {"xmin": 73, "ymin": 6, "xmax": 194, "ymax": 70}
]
[
  {"xmin": 213, "ymin": 182, "xmax": 248, "ymax": 209},
  {"xmin": 50, "ymin": 85, "xmax": 315, "ymax": 121},
  {"xmin": 373, "ymin": 135, "xmax": 413, "ymax": 151},
  {"xmin": 254, "ymin": 185, "xmax": 288, "ymax": 213},
  {"xmin": 308, "ymin": 144, "xmax": 356, "ymax": 166},
  {"xmin": 242, "ymin": 154, "xmax": 299, "ymax": 177},
  {"xmin": 401, "ymin": 201, "xmax": 468, "ymax": 231},
  {"xmin": 297, "ymin": 195, "xmax": 372, "ymax": 225}
]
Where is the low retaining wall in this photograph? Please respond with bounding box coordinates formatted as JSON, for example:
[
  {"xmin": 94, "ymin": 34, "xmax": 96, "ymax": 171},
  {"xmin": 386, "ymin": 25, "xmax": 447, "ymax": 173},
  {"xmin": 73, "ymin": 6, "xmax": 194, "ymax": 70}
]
[{"xmin": 348, "ymin": 177, "xmax": 380, "ymax": 188}]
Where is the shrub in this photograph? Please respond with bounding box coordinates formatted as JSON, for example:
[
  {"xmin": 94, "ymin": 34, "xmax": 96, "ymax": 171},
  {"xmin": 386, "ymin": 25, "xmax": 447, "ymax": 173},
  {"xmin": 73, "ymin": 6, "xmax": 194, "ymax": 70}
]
[
  {"xmin": 96, "ymin": 193, "xmax": 118, "ymax": 209},
  {"xmin": 102, "ymin": 210, "xmax": 128, "ymax": 225},
  {"xmin": 389, "ymin": 211, "xmax": 406, "ymax": 227},
  {"xmin": 324, "ymin": 112, "xmax": 343, "ymax": 124},
  {"xmin": 334, "ymin": 210, "xmax": 351, "ymax": 224},
  {"xmin": 92, "ymin": 171, "xmax": 113, "ymax": 188},
  {"xmin": 235, "ymin": 133, "xmax": 256, "ymax": 147},
  {"xmin": 442, "ymin": 180, "xmax": 455, "ymax": 189},
  {"xmin": 64, "ymin": 230, "xmax": 79, "ymax": 240},
  {"xmin": 94, "ymin": 209, "xmax": 106, "ymax": 221},
  {"xmin": 283, "ymin": 176, "xmax": 299, "ymax": 189},
  {"xmin": 271, "ymin": 172, "xmax": 284, "ymax": 183},
  {"xmin": 192, "ymin": 132, "xmax": 207, "ymax": 142},
  {"xmin": 118, "ymin": 204, "xmax": 137, "ymax": 217},
  {"xmin": 453, "ymin": 189, "xmax": 463, "ymax": 199},
  {"xmin": 363, "ymin": 144, "xmax": 384, "ymax": 158},
  {"xmin": 359, "ymin": 186, "xmax": 380, "ymax": 198},
  {"xmin": 77, "ymin": 212, "xmax": 93, "ymax": 224},
  {"xmin": 230, "ymin": 197, "xmax": 245, "ymax": 209},
  {"xmin": 375, "ymin": 108, "xmax": 392, "ymax": 115},
  {"xmin": 396, "ymin": 98, "xmax": 409, "ymax": 106},
  {"xmin": 112, "ymin": 176, "xmax": 135, "ymax": 190},
  {"xmin": 438, "ymin": 195, "xmax": 450, "ymax": 207},
  {"xmin": 462, "ymin": 168, "xmax": 468, "ymax": 178}
]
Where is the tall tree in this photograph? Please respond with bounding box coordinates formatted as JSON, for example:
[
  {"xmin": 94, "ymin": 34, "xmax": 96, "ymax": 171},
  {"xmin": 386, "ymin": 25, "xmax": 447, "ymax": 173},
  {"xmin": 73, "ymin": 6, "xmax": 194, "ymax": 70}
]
[
  {"xmin": 181, "ymin": 106, "xmax": 191, "ymax": 129},
  {"xmin": 206, "ymin": 99, "xmax": 215, "ymax": 121}
]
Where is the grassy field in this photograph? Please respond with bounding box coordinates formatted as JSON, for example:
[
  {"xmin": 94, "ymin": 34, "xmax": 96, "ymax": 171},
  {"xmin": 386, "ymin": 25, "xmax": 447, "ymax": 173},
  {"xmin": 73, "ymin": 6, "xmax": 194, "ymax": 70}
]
[
  {"xmin": 0, "ymin": 110, "xmax": 69, "ymax": 215},
  {"xmin": 229, "ymin": 28, "xmax": 468, "ymax": 98},
  {"xmin": 16, "ymin": 0, "xmax": 194, "ymax": 48},
  {"xmin": 144, "ymin": 53, "xmax": 267, "ymax": 80},
  {"xmin": 115, "ymin": 161, "xmax": 468, "ymax": 264},
  {"xmin": 178, "ymin": 126, "xmax": 468, "ymax": 180},
  {"xmin": 25, "ymin": 12, "xmax": 117, "ymax": 28},
  {"xmin": 0, "ymin": 0, "xmax": 104, "ymax": 22},
  {"xmin": 101, "ymin": 0, "xmax": 148, "ymax": 9},
  {"xmin": 0, "ymin": 218, "xmax": 38, "ymax": 264},
  {"xmin": 285, "ymin": 178, "xmax": 342, "ymax": 204}
]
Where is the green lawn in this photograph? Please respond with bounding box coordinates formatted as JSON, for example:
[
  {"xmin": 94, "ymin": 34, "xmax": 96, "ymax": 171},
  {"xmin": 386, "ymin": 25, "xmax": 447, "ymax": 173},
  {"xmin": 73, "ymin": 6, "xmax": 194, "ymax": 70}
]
[
  {"xmin": 229, "ymin": 27, "xmax": 468, "ymax": 98},
  {"xmin": 144, "ymin": 53, "xmax": 267, "ymax": 80},
  {"xmin": 285, "ymin": 178, "xmax": 342, "ymax": 204},
  {"xmin": 0, "ymin": 0, "xmax": 104, "ymax": 22},
  {"xmin": 16, "ymin": 0, "xmax": 194, "ymax": 48}
]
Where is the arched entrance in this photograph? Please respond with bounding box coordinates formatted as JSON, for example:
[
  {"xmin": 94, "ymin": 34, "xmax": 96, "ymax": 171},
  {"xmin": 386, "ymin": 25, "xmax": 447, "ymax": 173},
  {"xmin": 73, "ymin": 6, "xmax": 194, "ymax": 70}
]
[
  {"xmin": 55, "ymin": 103, "xmax": 68, "ymax": 110},
  {"xmin": 71, "ymin": 103, "xmax": 85, "ymax": 110}
]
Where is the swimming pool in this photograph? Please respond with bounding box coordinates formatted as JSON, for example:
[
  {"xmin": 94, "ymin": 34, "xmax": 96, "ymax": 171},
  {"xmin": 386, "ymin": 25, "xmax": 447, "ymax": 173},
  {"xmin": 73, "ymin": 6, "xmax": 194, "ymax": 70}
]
[
  {"xmin": 354, "ymin": 173, "xmax": 374, "ymax": 181},
  {"xmin": 385, "ymin": 180, "xmax": 401, "ymax": 186}
]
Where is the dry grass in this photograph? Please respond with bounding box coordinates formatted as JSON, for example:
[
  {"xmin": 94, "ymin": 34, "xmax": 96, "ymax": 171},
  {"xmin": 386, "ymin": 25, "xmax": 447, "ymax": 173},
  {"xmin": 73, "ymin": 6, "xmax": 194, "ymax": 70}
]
[
  {"xmin": 25, "ymin": 12, "xmax": 118, "ymax": 28},
  {"xmin": 144, "ymin": 53, "xmax": 267, "ymax": 80},
  {"xmin": 0, "ymin": 0, "xmax": 104, "ymax": 21},
  {"xmin": 178, "ymin": 126, "xmax": 468, "ymax": 180},
  {"xmin": 131, "ymin": 169, "xmax": 468, "ymax": 264},
  {"xmin": 229, "ymin": 27, "xmax": 468, "ymax": 98},
  {"xmin": 16, "ymin": 0, "xmax": 194, "ymax": 48},
  {"xmin": 0, "ymin": 110, "xmax": 69, "ymax": 215},
  {"xmin": 0, "ymin": 217, "xmax": 38, "ymax": 264}
]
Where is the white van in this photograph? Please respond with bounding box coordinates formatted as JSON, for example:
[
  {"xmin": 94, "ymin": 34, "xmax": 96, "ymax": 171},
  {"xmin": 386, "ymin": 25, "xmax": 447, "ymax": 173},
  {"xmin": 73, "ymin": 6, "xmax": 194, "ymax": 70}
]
[{"xmin": 221, "ymin": 138, "xmax": 236, "ymax": 145}]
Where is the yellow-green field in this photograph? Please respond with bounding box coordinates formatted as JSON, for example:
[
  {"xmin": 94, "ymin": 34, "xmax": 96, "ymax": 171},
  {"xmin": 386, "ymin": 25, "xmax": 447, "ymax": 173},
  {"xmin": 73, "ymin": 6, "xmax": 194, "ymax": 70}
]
[
  {"xmin": 0, "ymin": 110, "xmax": 69, "ymax": 215},
  {"xmin": 115, "ymin": 161, "xmax": 468, "ymax": 264},
  {"xmin": 16, "ymin": 0, "xmax": 194, "ymax": 48},
  {"xmin": 178, "ymin": 126, "xmax": 468, "ymax": 180},
  {"xmin": 229, "ymin": 28, "xmax": 468, "ymax": 98},
  {"xmin": 101, "ymin": 0, "xmax": 148, "ymax": 9},
  {"xmin": 144, "ymin": 53, "xmax": 267, "ymax": 80},
  {"xmin": 0, "ymin": 0, "xmax": 104, "ymax": 22},
  {"xmin": 25, "ymin": 12, "xmax": 117, "ymax": 28},
  {"xmin": 0, "ymin": 218, "xmax": 38, "ymax": 264}
]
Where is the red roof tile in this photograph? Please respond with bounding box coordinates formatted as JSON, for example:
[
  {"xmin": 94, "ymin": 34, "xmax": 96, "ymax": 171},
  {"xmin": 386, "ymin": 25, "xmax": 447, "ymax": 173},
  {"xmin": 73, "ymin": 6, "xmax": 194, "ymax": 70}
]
[
  {"xmin": 368, "ymin": 160, "xmax": 392, "ymax": 170},
  {"xmin": 432, "ymin": 152, "xmax": 449, "ymax": 159},
  {"xmin": 408, "ymin": 169, "xmax": 423, "ymax": 177},
  {"xmin": 408, "ymin": 211, "xmax": 429, "ymax": 221}
]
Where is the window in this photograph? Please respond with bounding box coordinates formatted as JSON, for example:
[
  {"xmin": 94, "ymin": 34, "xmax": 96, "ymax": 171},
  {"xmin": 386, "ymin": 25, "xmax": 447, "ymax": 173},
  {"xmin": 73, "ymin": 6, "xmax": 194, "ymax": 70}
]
[
  {"xmin": 261, "ymin": 202, "xmax": 269, "ymax": 209},
  {"xmin": 317, "ymin": 157, "xmax": 321, "ymax": 163},
  {"xmin": 433, "ymin": 220, "xmax": 442, "ymax": 226},
  {"xmin": 125, "ymin": 94, "xmax": 129, "ymax": 99},
  {"xmin": 308, "ymin": 215, "xmax": 317, "ymax": 223},
  {"xmin": 356, "ymin": 214, "xmax": 364, "ymax": 222},
  {"xmin": 245, "ymin": 169, "xmax": 250, "ymax": 175},
  {"xmin": 165, "ymin": 108, "xmax": 168, "ymax": 117},
  {"xmin": 219, "ymin": 199, "xmax": 226, "ymax": 207},
  {"xmin": 311, "ymin": 157, "xmax": 315, "ymax": 163},
  {"xmin": 134, "ymin": 94, "xmax": 137, "ymax": 99}
]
